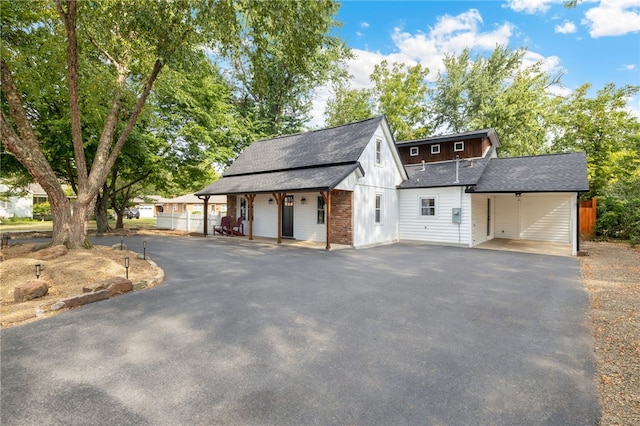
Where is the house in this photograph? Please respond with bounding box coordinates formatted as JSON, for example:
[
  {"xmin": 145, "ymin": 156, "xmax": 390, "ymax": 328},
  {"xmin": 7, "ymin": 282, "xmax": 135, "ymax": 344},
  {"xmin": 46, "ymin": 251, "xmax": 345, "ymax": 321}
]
[
  {"xmin": 195, "ymin": 116, "xmax": 589, "ymax": 254},
  {"xmin": 131, "ymin": 195, "xmax": 169, "ymax": 218},
  {"xmin": 0, "ymin": 182, "xmax": 33, "ymax": 219},
  {"xmin": 163, "ymin": 193, "xmax": 227, "ymax": 216}
]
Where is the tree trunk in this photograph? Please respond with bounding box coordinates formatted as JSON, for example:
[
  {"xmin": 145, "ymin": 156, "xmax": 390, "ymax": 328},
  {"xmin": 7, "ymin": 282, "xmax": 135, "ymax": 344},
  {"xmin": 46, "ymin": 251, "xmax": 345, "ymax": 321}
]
[
  {"xmin": 116, "ymin": 211, "xmax": 125, "ymax": 229},
  {"xmin": 94, "ymin": 187, "xmax": 111, "ymax": 234}
]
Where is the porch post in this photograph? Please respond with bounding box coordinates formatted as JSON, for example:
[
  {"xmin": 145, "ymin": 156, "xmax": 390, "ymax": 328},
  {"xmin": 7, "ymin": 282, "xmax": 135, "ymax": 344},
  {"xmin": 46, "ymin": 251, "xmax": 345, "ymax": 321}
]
[
  {"xmin": 245, "ymin": 193, "xmax": 256, "ymax": 240},
  {"xmin": 272, "ymin": 193, "xmax": 286, "ymax": 244},
  {"xmin": 321, "ymin": 191, "xmax": 332, "ymax": 250},
  {"xmin": 198, "ymin": 195, "xmax": 210, "ymax": 236}
]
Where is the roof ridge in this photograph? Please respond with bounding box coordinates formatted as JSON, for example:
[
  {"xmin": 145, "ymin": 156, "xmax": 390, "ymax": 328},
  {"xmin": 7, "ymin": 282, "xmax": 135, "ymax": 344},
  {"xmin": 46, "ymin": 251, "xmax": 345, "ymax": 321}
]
[
  {"xmin": 494, "ymin": 151, "xmax": 585, "ymax": 160},
  {"xmin": 251, "ymin": 115, "xmax": 384, "ymax": 144}
]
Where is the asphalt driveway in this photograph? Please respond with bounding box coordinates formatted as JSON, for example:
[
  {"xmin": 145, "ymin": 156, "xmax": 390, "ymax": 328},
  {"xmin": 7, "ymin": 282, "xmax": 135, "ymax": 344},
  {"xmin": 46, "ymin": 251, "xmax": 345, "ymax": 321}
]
[{"xmin": 1, "ymin": 236, "xmax": 599, "ymax": 425}]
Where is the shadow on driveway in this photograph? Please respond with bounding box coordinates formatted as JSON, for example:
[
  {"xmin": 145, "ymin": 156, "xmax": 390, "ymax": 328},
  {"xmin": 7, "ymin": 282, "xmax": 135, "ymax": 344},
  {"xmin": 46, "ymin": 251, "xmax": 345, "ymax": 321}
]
[{"xmin": 1, "ymin": 236, "xmax": 599, "ymax": 425}]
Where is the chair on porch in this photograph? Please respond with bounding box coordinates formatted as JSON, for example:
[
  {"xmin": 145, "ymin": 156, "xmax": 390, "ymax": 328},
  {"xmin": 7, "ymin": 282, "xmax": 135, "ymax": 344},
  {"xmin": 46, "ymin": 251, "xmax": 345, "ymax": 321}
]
[
  {"xmin": 230, "ymin": 217, "xmax": 244, "ymax": 236},
  {"xmin": 213, "ymin": 216, "xmax": 231, "ymax": 235}
]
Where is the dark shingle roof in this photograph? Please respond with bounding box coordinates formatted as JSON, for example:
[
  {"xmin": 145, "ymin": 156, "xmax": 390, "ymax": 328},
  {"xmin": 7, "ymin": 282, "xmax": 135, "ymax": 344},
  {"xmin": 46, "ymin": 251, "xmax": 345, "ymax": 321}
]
[
  {"xmin": 470, "ymin": 152, "xmax": 589, "ymax": 193},
  {"xmin": 195, "ymin": 164, "xmax": 362, "ymax": 195},
  {"xmin": 223, "ymin": 116, "xmax": 386, "ymax": 177},
  {"xmin": 399, "ymin": 148, "xmax": 493, "ymax": 189}
]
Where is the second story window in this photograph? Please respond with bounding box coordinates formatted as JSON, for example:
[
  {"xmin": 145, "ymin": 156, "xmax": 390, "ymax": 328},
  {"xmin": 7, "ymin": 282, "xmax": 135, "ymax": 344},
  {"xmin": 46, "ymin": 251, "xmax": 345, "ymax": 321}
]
[
  {"xmin": 431, "ymin": 144, "xmax": 441, "ymax": 155},
  {"xmin": 375, "ymin": 138, "xmax": 382, "ymax": 164},
  {"xmin": 410, "ymin": 147, "xmax": 419, "ymax": 156}
]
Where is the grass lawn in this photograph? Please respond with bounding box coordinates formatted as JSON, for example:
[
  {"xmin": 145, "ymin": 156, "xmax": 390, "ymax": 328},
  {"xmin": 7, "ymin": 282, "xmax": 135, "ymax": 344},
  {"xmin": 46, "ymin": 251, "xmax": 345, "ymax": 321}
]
[{"xmin": 0, "ymin": 217, "xmax": 158, "ymax": 232}]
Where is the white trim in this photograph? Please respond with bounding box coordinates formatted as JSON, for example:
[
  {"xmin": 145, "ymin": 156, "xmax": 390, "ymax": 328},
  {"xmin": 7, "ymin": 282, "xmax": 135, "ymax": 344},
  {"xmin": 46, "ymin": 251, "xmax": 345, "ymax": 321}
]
[
  {"xmin": 418, "ymin": 196, "xmax": 437, "ymax": 217},
  {"xmin": 454, "ymin": 141, "xmax": 464, "ymax": 152},
  {"xmin": 410, "ymin": 146, "xmax": 419, "ymax": 156},
  {"xmin": 431, "ymin": 144, "xmax": 440, "ymax": 154}
]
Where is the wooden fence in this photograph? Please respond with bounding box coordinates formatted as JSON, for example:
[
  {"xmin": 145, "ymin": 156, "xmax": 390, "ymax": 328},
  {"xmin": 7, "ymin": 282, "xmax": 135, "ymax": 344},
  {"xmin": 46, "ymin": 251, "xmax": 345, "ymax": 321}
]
[{"xmin": 579, "ymin": 198, "xmax": 597, "ymax": 239}]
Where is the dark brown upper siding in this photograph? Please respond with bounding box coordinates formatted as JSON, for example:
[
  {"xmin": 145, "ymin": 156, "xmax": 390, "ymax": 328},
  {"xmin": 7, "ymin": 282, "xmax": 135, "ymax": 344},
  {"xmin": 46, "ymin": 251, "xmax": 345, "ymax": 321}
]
[{"xmin": 398, "ymin": 137, "xmax": 486, "ymax": 164}]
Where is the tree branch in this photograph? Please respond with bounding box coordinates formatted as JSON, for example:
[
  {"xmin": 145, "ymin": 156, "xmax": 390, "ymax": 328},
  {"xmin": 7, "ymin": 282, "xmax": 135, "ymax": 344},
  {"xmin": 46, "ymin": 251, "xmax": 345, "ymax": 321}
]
[{"xmin": 55, "ymin": 0, "xmax": 87, "ymax": 190}]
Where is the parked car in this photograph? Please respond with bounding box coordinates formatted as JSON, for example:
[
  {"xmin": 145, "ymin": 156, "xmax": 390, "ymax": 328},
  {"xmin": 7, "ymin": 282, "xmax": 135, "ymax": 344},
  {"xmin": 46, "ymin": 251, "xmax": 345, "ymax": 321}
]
[{"xmin": 126, "ymin": 207, "xmax": 140, "ymax": 219}]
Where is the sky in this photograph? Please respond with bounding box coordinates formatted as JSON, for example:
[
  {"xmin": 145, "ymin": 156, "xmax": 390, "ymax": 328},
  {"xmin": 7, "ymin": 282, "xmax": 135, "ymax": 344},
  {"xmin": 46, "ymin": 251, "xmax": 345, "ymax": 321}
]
[{"xmin": 309, "ymin": 0, "xmax": 640, "ymax": 126}]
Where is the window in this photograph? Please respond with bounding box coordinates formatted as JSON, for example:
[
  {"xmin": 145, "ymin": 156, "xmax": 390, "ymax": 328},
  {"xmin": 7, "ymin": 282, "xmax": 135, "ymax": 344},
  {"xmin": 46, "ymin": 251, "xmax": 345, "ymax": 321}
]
[
  {"xmin": 317, "ymin": 196, "xmax": 325, "ymax": 224},
  {"xmin": 375, "ymin": 194, "xmax": 382, "ymax": 224},
  {"xmin": 410, "ymin": 146, "xmax": 419, "ymax": 156},
  {"xmin": 419, "ymin": 197, "xmax": 436, "ymax": 216},
  {"xmin": 240, "ymin": 197, "xmax": 247, "ymax": 219},
  {"xmin": 454, "ymin": 141, "xmax": 464, "ymax": 152},
  {"xmin": 375, "ymin": 138, "xmax": 382, "ymax": 164},
  {"xmin": 431, "ymin": 144, "xmax": 440, "ymax": 155}
]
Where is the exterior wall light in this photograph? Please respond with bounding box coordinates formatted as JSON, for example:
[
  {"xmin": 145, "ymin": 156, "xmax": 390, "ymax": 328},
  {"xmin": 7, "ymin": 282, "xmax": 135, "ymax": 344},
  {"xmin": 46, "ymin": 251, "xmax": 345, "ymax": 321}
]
[
  {"xmin": 268, "ymin": 198, "xmax": 274, "ymax": 204},
  {"xmin": 301, "ymin": 197, "xmax": 307, "ymax": 204}
]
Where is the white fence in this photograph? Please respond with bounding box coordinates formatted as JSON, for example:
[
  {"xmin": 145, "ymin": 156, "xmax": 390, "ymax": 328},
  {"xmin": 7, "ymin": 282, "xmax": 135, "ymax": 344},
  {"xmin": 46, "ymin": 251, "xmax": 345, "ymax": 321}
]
[{"xmin": 156, "ymin": 212, "xmax": 222, "ymax": 233}]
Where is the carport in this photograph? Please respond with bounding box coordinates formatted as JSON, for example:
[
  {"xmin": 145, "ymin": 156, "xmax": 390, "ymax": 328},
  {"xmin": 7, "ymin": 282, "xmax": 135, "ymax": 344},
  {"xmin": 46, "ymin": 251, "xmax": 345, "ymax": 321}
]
[{"xmin": 468, "ymin": 153, "xmax": 589, "ymax": 255}]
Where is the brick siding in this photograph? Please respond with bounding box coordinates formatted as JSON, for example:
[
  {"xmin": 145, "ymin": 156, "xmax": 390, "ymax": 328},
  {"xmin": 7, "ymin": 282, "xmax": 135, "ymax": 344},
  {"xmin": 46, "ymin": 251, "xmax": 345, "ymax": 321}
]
[{"xmin": 329, "ymin": 190, "xmax": 353, "ymax": 245}]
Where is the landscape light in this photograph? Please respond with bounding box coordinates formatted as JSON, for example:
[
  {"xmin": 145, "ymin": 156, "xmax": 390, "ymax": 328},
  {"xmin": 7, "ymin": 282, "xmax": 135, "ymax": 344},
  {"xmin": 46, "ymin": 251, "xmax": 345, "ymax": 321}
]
[
  {"xmin": 124, "ymin": 257, "xmax": 130, "ymax": 279},
  {"xmin": 143, "ymin": 240, "xmax": 147, "ymax": 260},
  {"xmin": 35, "ymin": 264, "xmax": 41, "ymax": 279},
  {"xmin": 120, "ymin": 237, "xmax": 124, "ymax": 250}
]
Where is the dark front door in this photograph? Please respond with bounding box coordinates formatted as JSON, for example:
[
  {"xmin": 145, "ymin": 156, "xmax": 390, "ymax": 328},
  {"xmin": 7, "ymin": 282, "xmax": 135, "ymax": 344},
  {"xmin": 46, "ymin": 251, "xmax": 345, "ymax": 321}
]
[{"xmin": 282, "ymin": 195, "xmax": 294, "ymax": 238}]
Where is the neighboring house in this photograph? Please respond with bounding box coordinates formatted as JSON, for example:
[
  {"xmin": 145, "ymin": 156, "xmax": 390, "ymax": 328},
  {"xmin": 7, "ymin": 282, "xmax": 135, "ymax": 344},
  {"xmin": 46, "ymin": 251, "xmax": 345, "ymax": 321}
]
[
  {"xmin": 163, "ymin": 193, "xmax": 227, "ymax": 216},
  {"xmin": 132, "ymin": 195, "xmax": 169, "ymax": 218},
  {"xmin": 0, "ymin": 182, "xmax": 33, "ymax": 219},
  {"xmin": 195, "ymin": 116, "xmax": 589, "ymax": 254}
]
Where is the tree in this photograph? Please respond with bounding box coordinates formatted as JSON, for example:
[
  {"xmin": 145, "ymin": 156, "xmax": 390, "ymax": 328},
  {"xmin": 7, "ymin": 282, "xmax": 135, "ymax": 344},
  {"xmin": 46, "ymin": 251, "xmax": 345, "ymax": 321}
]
[
  {"xmin": 551, "ymin": 83, "xmax": 640, "ymax": 198},
  {"xmin": 229, "ymin": 0, "xmax": 350, "ymax": 135},
  {"xmin": 429, "ymin": 46, "xmax": 558, "ymax": 156},
  {"xmin": 324, "ymin": 60, "xmax": 430, "ymax": 140},
  {"xmin": 1, "ymin": 0, "xmax": 344, "ymax": 248},
  {"xmin": 324, "ymin": 82, "xmax": 372, "ymax": 128}
]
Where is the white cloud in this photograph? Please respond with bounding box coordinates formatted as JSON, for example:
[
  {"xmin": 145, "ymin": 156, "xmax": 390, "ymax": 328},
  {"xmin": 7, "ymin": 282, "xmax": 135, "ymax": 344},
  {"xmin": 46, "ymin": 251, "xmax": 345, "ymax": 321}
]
[
  {"xmin": 504, "ymin": 0, "xmax": 559, "ymax": 14},
  {"xmin": 555, "ymin": 20, "xmax": 578, "ymax": 33},
  {"xmin": 619, "ymin": 63, "xmax": 637, "ymax": 70},
  {"xmin": 309, "ymin": 8, "xmax": 562, "ymax": 126},
  {"xmin": 583, "ymin": 0, "xmax": 640, "ymax": 37},
  {"xmin": 361, "ymin": 22, "xmax": 370, "ymax": 29}
]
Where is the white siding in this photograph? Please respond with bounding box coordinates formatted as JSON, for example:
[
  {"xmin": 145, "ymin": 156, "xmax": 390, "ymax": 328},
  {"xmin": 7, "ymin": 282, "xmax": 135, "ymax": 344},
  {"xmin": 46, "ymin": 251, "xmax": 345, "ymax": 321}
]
[
  {"xmin": 398, "ymin": 187, "xmax": 472, "ymax": 246},
  {"xmin": 494, "ymin": 195, "xmax": 519, "ymax": 239},
  {"xmin": 520, "ymin": 194, "xmax": 572, "ymax": 243},
  {"xmin": 251, "ymin": 194, "xmax": 279, "ymax": 238},
  {"xmin": 352, "ymin": 125, "xmax": 405, "ymax": 248},
  {"xmin": 493, "ymin": 193, "xmax": 573, "ymax": 243},
  {"xmin": 471, "ymin": 195, "xmax": 493, "ymax": 246},
  {"xmin": 293, "ymin": 193, "xmax": 326, "ymax": 243}
]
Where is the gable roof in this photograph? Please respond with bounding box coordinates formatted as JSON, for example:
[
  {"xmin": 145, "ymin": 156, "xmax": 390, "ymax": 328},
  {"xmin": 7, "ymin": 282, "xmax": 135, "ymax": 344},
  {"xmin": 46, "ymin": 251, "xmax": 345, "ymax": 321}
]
[
  {"xmin": 196, "ymin": 116, "xmax": 405, "ymax": 196},
  {"xmin": 396, "ymin": 128, "xmax": 501, "ymax": 148},
  {"xmin": 470, "ymin": 152, "xmax": 589, "ymax": 193},
  {"xmin": 399, "ymin": 147, "xmax": 494, "ymax": 189},
  {"xmin": 223, "ymin": 116, "xmax": 386, "ymax": 177}
]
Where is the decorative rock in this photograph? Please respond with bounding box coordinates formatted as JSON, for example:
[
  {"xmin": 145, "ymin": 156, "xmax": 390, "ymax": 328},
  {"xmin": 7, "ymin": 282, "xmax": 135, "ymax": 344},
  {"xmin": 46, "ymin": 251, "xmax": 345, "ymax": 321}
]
[
  {"xmin": 31, "ymin": 245, "xmax": 68, "ymax": 260},
  {"xmin": 83, "ymin": 277, "xmax": 133, "ymax": 297},
  {"xmin": 50, "ymin": 301, "xmax": 66, "ymax": 311},
  {"xmin": 111, "ymin": 243, "xmax": 127, "ymax": 250},
  {"xmin": 60, "ymin": 290, "xmax": 110, "ymax": 308},
  {"xmin": 14, "ymin": 280, "xmax": 49, "ymax": 303}
]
